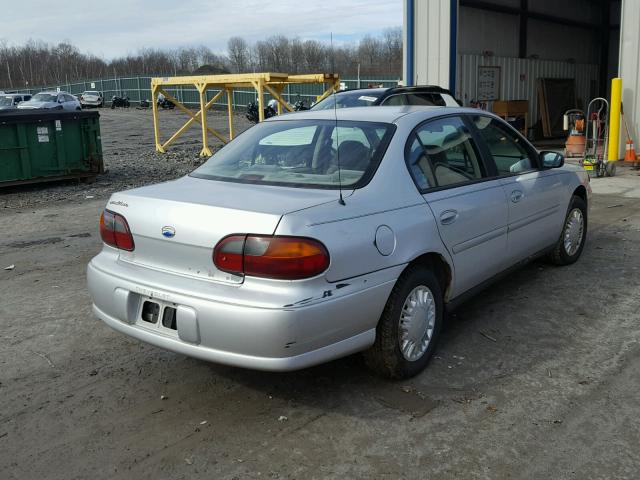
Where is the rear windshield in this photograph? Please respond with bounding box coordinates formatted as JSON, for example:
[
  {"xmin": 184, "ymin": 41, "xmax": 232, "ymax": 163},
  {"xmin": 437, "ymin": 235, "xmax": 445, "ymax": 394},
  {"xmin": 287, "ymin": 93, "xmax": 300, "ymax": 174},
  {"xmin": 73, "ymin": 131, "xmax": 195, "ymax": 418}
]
[
  {"xmin": 191, "ymin": 119, "xmax": 395, "ymax": 189},
  {"xmin": 312, "ymin": 90, "xmax": 384, "ymax": 110},
  {"xmin": 84, "ymin": 91, "xmax": 99, "ymax": 95},
  {"xmin": 0, "ymin": 96, "xmax": 12, "ymax": 106}
]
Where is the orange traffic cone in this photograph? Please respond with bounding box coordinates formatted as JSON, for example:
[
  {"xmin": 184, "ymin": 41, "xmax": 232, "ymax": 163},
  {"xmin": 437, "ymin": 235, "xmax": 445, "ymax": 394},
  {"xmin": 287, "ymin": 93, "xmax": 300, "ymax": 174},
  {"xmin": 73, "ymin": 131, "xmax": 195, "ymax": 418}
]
[
  {"xmin": 621, "ymin": 103, "xmax": 637, "ymax": 162},
  {"xmin": 625, "ymin": 138, "xmax": 637, "ymax": 162}
]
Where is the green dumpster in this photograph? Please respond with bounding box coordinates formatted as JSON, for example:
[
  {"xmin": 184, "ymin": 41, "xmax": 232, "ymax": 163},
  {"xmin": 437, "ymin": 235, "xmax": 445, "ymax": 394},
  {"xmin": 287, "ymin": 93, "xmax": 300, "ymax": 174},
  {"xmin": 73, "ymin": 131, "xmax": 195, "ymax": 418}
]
[{"xmin": 0, "ymin": 110, "xmax": 103, "ymax": 188}]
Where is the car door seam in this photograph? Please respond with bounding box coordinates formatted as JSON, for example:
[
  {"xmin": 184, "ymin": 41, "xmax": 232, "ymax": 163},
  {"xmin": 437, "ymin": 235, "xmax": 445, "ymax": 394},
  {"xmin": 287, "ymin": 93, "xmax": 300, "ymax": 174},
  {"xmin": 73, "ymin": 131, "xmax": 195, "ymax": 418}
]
[
  {"xmin": 508, "ymin": 204, "xmax": 560, "ymax": 233},
  {"xmin": 451, "ymin": 226, "xmax": 508, "ymax": 254}
]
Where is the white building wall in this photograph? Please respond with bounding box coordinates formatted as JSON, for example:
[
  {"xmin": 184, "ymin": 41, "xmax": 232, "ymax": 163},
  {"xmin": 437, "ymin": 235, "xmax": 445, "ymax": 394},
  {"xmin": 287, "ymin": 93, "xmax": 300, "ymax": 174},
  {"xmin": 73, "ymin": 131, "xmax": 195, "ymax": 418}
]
[
  {"xmin": 458, "ymin": 8, "xmax": 518, "ymax": 57},
  {"xmin": 413, "ymin": 0, "xmax": 451, "ymax": 87}
]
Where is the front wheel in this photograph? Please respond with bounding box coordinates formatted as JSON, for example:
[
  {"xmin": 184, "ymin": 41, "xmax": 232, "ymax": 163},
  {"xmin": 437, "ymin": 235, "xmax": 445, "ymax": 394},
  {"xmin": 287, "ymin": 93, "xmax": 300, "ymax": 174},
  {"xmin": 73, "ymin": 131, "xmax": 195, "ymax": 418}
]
[
  {"xmin": 549, "ymin": 195, "xmax": 587, "ymax": 265},
  {"xmin": 364, "ymin": 266, "xmax": 443, "ymax": 379}
]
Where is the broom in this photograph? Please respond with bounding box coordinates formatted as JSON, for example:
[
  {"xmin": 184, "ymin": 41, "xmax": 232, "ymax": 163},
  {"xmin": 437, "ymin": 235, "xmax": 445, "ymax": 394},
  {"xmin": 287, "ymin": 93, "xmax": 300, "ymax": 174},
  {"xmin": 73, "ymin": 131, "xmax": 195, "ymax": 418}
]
[{"xmin": 621, "ymin": 103, "xmax": 638, "ymax": 162}]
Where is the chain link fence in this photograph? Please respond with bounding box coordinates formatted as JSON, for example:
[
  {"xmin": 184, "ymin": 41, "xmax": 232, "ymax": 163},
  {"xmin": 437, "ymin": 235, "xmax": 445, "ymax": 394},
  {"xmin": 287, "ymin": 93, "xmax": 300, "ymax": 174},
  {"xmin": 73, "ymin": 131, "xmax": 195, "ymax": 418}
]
[{"xmin": 6, "ymin": 75, "xmax": 401, "ymax": 109}]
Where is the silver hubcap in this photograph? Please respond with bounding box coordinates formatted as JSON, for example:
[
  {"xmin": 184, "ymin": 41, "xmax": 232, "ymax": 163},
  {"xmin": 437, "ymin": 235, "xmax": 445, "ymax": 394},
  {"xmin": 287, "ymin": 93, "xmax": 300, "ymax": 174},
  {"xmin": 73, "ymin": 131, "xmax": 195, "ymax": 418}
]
[
  {"xmin": 563, "ymin": 208, "xmax": 584, "ymax": 256},
  {"xmin": 398, "ymin": 286, "xmax": 436, "ymax": 362}
]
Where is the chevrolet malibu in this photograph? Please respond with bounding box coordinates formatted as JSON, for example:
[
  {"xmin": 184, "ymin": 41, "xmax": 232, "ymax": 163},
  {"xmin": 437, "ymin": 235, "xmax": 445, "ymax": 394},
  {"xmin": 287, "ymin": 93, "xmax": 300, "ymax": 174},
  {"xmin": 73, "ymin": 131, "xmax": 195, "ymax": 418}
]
[{"xmin": 87, "ymin": 106, "xmax": 590, "ymax": 379}]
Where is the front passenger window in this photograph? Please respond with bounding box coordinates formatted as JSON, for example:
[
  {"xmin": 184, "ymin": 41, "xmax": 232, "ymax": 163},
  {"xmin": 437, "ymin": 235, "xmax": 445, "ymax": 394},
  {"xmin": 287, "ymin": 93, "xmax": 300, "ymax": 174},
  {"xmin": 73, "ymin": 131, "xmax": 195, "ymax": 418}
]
[{"xmin": 473, "ymin": 116, "xmax": 535, "ymax": 175}]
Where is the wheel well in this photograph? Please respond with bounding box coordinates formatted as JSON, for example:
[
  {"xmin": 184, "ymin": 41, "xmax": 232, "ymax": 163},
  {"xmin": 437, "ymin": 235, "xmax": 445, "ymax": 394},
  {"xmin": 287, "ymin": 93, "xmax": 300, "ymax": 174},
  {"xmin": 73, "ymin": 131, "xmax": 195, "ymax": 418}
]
[
  {"xmin": 573, "ymin": 185, "xmax": 587, "ymax": 202},
  {"xmin": 407, "ymin": 253, "xmax": 453, "ymax": 301}
]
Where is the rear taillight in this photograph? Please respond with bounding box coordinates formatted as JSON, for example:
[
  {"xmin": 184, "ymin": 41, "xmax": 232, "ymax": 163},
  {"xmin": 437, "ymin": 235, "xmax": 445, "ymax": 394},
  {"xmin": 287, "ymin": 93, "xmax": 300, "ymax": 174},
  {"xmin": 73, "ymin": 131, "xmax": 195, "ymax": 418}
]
[
  {"xmin": 214, "ymin": 235, "xmax": 329, "ymax": 280},
  {"xmin": 100, "ymin": 209, "xmax": 135, "ymax": 251}
]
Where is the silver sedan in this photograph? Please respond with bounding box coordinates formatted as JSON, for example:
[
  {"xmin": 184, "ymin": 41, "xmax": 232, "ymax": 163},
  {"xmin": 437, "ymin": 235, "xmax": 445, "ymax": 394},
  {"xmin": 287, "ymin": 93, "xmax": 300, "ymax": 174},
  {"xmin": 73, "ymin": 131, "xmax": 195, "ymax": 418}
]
[
  {"xmin": 87, "ymin": 106, "xmax": 590, "ymax": 378},
  {"xmin": 17, "ymin": 91, "xmax": 81, "ymax": 111}
]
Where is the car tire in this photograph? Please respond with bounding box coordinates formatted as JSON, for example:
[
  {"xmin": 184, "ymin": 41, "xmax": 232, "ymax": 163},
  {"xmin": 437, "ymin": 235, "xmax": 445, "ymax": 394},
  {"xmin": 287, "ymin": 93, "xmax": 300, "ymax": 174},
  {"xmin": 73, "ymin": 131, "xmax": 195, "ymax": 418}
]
[
  {"xmin": 549, "ymin": 195, "xmax": 587, "ymax": 266},
  {"xmin": 364, "ymin": 266, "xmax": 443, "ymax": 379}
]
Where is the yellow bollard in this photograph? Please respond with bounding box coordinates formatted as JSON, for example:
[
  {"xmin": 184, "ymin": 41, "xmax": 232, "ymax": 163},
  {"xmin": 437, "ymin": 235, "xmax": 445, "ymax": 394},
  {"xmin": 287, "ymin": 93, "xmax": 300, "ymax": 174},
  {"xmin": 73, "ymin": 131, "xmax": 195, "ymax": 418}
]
[{"xmin": 608, "ymin": 77, "xmax": 622, "ymax": 161}]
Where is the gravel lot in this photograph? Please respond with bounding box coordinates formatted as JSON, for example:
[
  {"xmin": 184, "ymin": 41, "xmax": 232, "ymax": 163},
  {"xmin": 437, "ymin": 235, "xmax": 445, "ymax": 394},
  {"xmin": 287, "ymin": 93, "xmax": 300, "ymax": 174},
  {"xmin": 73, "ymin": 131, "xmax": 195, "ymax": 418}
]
[
  {"xmin": 1, "ymin": 108, "xmax": 640, "ymax": 479},
  {"xmin": 0, "ymin": 107, "xmax": 254, "ymax": 209}
]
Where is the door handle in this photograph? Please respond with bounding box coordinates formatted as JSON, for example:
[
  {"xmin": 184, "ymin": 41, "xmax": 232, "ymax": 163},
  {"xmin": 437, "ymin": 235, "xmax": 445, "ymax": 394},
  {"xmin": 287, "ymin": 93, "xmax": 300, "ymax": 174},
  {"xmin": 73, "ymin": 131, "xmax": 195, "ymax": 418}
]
[
  {"xmin": 440, "ymin": 210, "xmax": 459, "ymax": 225},
  {"xmin": 510, "ymin": 190, "xmax": 524, "ymax": 203}
]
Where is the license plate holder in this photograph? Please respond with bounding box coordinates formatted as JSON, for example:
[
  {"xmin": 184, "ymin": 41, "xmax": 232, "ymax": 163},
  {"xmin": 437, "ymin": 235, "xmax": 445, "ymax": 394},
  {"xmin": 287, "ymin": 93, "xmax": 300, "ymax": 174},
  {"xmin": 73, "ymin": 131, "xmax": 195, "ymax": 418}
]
[{"xmin": 137, "ymin": 297, "xmax": 179, "ymax": 333}]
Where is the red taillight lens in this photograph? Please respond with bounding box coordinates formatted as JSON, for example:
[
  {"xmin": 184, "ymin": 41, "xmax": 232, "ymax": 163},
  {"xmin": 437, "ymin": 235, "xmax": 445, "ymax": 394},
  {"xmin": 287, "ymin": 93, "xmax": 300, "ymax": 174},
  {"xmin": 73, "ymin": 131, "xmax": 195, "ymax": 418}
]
[
  {"xmin": 213, "ymin": 235, "xmax": 245, "ymax": 274},
  {"xmin": 100, "ymin": 209, "xmax": 135, "ymax": 251},
  {"xmin": 213, "ymin": 235, "xmax": 329, "ymax": 280}
]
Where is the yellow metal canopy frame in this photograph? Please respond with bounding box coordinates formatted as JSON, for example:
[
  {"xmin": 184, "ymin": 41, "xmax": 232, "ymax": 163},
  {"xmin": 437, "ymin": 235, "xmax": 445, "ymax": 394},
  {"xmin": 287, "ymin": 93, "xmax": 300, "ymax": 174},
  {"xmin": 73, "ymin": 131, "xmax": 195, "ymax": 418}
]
[{"xmin": 151, "ymin": 72, "xmax": 341, "ymax": 156}]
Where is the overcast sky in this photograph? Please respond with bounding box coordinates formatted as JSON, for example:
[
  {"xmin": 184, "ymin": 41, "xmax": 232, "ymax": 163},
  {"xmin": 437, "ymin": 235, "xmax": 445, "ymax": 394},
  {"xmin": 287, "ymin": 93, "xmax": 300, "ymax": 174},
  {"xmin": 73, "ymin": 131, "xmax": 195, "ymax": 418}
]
[{"xmin": 3, "ymin": 0, "xmax": 402, "ymax": 58}]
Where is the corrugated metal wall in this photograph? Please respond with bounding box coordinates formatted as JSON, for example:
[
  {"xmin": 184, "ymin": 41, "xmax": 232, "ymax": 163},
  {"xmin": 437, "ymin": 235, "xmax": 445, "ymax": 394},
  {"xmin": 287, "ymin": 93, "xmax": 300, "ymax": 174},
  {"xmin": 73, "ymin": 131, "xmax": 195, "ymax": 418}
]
[
  {"xmin": 619, "ymin": 0, "xmax": 640, "ymax": 160},
  {"xmin": 413, "ymin": 0, "xmax": 451, "ymax": 88},
  {"xmin": 456, "ymin": 53, "xmax": 599, "ymax": 135}
]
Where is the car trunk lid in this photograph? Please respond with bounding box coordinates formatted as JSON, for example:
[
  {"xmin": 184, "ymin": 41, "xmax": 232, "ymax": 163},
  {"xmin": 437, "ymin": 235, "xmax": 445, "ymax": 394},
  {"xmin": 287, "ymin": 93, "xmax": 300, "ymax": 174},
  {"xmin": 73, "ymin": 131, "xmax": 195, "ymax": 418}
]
[{"xmin": 106, "ymin": 175, "xmax": 339, "ymax": 284}]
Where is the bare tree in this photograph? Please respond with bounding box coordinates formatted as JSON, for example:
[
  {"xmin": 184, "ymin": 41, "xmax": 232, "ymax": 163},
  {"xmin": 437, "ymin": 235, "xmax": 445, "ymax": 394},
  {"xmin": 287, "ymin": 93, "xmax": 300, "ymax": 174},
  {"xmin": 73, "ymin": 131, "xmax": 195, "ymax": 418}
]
[
  {"xmin": 358, "ymin": 35, "xmax": 383, "ymax": 75},
  {"xmin": 227, "ymin": 37, "xmax": 249, "ymax": 73},
  {"xmin": 382, "ymin": 27, "xmax": 402, "ymax": 75},
  {"xmin": 302, "ymin": 40, "xmax": 327, "ymax": 71},
  {"xmin": 0, "ymin": 29, "xmax": 402, "ymax": 90}
]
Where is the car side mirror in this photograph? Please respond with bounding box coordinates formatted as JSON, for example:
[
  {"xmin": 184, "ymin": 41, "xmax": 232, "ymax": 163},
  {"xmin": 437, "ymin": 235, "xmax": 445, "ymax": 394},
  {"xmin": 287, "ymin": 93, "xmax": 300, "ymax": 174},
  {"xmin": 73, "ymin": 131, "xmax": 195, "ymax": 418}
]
[{"xmin": 540, "ymin": 151, "xmax": 564, "ymax": 169}]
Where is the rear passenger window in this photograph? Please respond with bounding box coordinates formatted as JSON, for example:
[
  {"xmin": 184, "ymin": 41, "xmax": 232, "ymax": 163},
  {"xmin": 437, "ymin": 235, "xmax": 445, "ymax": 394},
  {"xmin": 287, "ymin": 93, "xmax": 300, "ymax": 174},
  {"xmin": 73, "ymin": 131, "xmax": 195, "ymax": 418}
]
[
  {"xmin": 381, "ymin": 95, "xmax": 408, "ymax": 106},
  {"xmin": 408, "ymin": 93, "xmax": 446, "ymax": 107},
  {"xmin": 472, "ymin": 116, "xmax": 535, "ymax": 175},
  {"xmin": 406, "ymin": 116, "xmax": 486, "ymax": 190}
]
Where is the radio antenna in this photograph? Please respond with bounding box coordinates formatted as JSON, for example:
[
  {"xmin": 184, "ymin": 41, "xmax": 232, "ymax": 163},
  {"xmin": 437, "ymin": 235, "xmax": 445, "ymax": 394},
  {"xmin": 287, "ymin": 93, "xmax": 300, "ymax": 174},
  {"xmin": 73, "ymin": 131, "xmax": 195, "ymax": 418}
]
[{"xmin": 331, "ymin": 32, "xmax": 345, "ymax": 206}]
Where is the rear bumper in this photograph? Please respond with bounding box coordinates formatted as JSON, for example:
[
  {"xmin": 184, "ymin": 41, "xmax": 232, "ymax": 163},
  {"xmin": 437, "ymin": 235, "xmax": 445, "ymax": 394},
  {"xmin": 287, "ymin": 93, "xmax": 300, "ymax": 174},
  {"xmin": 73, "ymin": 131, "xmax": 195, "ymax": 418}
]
[
  {"xmin": 87, "ymin": 253, "xmax": 400, "ymax": 371},
  {"xmin": 92, "ymin": 303, "xmax": 375, "ymax": 371}
]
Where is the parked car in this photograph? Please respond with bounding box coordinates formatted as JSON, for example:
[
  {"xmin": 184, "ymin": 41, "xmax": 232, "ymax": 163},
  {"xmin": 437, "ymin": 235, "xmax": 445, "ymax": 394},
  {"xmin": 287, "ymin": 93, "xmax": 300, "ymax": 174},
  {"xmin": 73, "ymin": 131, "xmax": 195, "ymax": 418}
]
[
  {"xmin": 17, "ymin": 91, "xmax": 81, "ymax": 111},
  {"xmin": 80, "ymin": 90, "xmax": 104, "ymax": 108},
  {"xmin": 87, "ymin": 106, "xmax": 590, "ymax": 379},
  {"xmin": 311, "ymin": 85, "xmax": 460, "ymax": 110},
  {"xmin": 0, "ymin": 93, "xmax": 32, "ymax": 111}
]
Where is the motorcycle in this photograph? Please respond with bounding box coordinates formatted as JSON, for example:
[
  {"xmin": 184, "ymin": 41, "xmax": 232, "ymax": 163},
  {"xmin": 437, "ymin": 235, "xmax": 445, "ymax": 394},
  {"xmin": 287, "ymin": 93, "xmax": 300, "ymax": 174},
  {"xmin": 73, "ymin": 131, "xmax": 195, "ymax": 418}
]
[
  {"xmin": 246, "ymin": 99, "xmax": 278, "ymax": 123},
  {"xmin": 158, "ymin": 97, "xmax": 175, "ymax": 109},
  {"xmin": 293, "ymin": 99, "xmax": 310, "ymax": 111},
  {"xmin": 111, "ymin": 94, "xmax": 130, "ymax": 109},
  {"xmin": 292, "ymin": 94, "xmax": 310, "ymax": 111}
]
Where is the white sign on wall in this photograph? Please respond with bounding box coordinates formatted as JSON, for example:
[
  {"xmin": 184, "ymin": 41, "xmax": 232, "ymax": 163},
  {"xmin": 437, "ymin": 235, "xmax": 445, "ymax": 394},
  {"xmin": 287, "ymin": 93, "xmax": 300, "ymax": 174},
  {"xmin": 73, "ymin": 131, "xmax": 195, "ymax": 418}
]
[{"xmin": 477, "ymin": 66, "xmax": 501, "ymax": 101}]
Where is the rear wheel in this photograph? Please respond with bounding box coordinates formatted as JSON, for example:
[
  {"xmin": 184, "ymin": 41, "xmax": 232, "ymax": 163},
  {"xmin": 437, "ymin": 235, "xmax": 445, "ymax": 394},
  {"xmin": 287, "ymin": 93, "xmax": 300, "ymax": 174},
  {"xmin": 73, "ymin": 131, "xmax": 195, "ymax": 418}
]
[
  {"xmin": 550, "ymin": 195, "xmax": 587, "ymax": 265},
  {"xmin": 364, "ymin": 266, "xmax": 443, "ymax": 379}
]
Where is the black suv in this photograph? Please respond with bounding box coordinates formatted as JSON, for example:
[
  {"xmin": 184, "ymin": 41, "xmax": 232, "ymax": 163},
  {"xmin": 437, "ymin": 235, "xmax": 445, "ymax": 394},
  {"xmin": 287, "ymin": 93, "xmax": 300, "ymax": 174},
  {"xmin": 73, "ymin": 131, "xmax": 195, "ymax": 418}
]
[{"xmin": 311, "ymin": 85, "xmax": 460, "ymax": 110}]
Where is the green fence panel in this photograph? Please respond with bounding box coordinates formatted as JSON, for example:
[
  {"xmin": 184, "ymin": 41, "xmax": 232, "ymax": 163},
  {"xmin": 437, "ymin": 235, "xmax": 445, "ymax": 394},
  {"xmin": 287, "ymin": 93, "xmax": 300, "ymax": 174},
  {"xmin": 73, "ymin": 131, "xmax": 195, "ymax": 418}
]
[{"xmin": 2, "ymin": 75, "xmax": 401, "ymax": 108}]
